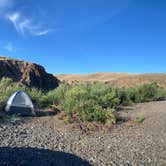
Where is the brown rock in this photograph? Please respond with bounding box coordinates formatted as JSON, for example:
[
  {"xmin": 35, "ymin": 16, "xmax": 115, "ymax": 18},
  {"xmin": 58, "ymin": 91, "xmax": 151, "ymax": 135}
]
[{"xmin": 0, "ymin": 56, "xmax": 59, "ymax": 90}]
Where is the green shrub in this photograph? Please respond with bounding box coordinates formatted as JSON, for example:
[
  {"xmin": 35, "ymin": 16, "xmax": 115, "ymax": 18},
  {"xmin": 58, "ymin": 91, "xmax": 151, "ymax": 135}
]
[
  {"xmin": 133, "ymin": 117, "xmax": 145, "ymax": 124},
  {"xmin": 0, "ymin": 77, "xmax": 45, "ymax": 109},
  {"xmin": 117, "ymin": 88, "xmax": 133, "ymax": 106},
  {"xmin": 0, "ymin": 77, "xmax": 25, "ymax": 109},
  {"xmin": 27, "ymin": 88, "xmax": 44, "ymax": 106},
  {"xmin": 0, "ymin": 77, "xmax": 166, "ymax": 125},
  {"xmin": 41, "ymin": 83, "xmax": 70, "ymax": 108},
  {"xmin": 132, "ymin": 82, "xmax": 166, "ymax": 103},
  {"xmin": 59, "ymin": 83, "xmax": 117, "ymax": 123}
]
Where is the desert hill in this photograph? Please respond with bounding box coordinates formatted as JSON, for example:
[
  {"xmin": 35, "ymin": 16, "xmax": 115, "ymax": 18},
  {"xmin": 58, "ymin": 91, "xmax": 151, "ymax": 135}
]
[
  {"xmin": 0, "ymin": 56, "xmax": 166, "ymax": 89},
  {"xmin": 56, "ymin": 73, "xmax": 166, "ymax": 88},
  {"xmin": 0, "ymin": 56, "xmax": 59, "ymax": 90}
]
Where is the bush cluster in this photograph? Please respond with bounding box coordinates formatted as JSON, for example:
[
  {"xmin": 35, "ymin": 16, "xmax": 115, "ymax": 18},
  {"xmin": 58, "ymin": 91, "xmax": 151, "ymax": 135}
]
[
  {"xmin": 0, "ymin": 77, "xmax": 43, "ymax": 109},
  {"xmin": 0, "ymin": 77, "xmax": 166, "ymax": 124}
]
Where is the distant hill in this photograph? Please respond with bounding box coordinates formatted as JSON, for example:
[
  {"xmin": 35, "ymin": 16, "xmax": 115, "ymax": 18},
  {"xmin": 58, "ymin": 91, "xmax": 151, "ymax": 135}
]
[
  {"xmin": 0, "ymin": 56, "xmax": 59, "ymax": 90},
  {"xmin": 56, "ymin": 73, "xmax": 166, "ymax": 88},
  {"xmin": 1, "ymin": 56, "xmax": 165, "ymax": 89}
]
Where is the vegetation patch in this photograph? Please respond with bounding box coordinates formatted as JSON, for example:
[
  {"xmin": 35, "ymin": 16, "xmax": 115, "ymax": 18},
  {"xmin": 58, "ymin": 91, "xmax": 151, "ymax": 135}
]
[
  {"xmin": 133, "ymin": 117, "xmax": 145, "ymax": 124},
  {"xmin": 2, "ymin": 114, "xmax": 23, "ymax": 124},
  {"xmin": 0, "ymin": 77, "xmax": 166, "ymax": 125}
]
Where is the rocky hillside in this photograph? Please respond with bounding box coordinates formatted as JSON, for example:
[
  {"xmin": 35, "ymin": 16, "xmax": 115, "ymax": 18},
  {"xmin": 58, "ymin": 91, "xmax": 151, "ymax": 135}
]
[
  {"xmin": 0, "ymin": 56, "xmax": 59, "ymax": 90},
  {"xmin": 56, "ymin": 73, "xmax": 166, "ymax": 88}
]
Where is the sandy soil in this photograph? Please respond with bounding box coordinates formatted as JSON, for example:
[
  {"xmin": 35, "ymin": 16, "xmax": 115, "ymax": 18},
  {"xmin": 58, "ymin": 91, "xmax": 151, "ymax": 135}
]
[{"xmin": 56, "ymin": 73, "xmax": 166, "ymax": 88}]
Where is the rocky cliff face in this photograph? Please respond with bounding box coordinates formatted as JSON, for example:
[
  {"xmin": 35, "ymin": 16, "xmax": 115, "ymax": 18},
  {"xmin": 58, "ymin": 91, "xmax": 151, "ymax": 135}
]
[{"xmin": 0, "ymin": 56, "xmax": 59, "ymax": 90}]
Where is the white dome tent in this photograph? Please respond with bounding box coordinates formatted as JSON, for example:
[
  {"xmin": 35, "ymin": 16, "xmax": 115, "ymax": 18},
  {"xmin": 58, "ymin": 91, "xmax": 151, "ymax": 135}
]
[{"xmin": 5, "ymin": 91, "xmax": 36, "ymax": 116}]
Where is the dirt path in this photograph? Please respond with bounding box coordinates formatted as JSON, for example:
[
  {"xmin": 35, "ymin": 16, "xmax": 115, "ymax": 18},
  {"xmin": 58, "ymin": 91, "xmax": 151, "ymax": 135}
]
[{"xmin": 0, "ymin": 101, "xmax": 166, "ymax": 166}]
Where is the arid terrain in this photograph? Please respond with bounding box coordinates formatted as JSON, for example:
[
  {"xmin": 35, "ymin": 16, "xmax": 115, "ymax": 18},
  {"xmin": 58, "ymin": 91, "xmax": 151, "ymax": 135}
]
[
  {"xmin": 0, "ymin": 101, "xmax": 166, "ymax": 165},
  {"xmin": 0, "ymin": 56, "xmax": 166, "ymax": 165},
  {"xmin": 1, "ymin": 56, "xmax": 166, "ymax": 89},
  {"xmin": 56, "ymin": 73, "xmax": 166, "ymax": 88},
  {"xmin": 0, "ymin": 0, "xmax": 165, "ymax": 165}
]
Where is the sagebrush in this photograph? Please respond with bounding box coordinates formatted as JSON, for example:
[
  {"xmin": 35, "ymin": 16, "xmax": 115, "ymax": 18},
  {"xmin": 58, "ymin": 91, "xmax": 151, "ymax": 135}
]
[{"xmin": 0, "ymin": 77, "xmax": 166, "ymax": 124}]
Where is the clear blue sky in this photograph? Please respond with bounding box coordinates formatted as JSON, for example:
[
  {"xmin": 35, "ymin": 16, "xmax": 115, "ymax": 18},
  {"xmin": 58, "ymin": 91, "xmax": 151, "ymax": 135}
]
[{"xmin": 0, "ymin": 0, "xmax": 166, "ymax": 74}]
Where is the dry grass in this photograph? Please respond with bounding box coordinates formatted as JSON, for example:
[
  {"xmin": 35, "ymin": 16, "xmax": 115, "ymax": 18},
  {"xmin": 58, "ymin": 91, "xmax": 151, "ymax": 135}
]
[{"xmin": 56, "ymin": 73, "xmax": 166, "ymax": 88}]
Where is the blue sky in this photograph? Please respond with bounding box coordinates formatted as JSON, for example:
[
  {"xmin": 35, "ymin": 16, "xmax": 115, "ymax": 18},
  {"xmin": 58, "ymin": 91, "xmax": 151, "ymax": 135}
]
[{"xmin": 0, "ymin": 0, "xmax": 166, "ymax": 74}]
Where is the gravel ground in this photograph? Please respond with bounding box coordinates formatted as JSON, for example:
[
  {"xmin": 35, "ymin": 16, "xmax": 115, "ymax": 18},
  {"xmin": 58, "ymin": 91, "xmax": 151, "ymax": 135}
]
[{"xmin": 0, "ymin": 101, "xmax": 166, "ymax": 166}]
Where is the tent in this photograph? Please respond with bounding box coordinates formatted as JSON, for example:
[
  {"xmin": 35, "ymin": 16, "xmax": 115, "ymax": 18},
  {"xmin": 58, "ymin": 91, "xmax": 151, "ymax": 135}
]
[{"xmin": 5, "ymin": 91, "xmax": 36, "ymax": 116}]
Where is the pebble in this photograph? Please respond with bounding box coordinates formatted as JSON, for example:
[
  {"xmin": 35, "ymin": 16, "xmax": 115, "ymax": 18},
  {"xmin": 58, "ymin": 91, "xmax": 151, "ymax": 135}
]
[{"xmin": 0, "ymin": 101, "xmax": 166, "ymax": 165}]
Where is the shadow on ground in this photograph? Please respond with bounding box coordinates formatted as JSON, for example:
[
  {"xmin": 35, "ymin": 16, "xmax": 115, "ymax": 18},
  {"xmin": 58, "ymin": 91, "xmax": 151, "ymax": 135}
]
[
  {"xmin": 116, "ymin": 116, "xmax": 130, "ymax": 124},
  {"xmin": 0, "ymin": 147, "xmax": 91, "ymax": 166},
  {"xmin": 35, "ymin": 110, "xmax": 58, "ymax": 117},
  {"xmin": 0, "ymin": 108, "xmax": 59, "ymax": 121}
]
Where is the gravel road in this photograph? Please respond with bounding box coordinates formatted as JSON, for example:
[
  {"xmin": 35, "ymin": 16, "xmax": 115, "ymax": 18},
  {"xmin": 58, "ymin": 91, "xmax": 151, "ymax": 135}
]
[{"xmin": 0, "ymin": 101, "xmax": 166, "ymax": 166}]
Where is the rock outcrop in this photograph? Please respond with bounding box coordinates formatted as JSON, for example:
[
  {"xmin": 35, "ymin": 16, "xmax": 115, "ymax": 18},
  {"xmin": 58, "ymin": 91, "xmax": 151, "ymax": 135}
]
[{"xmin": 0, "ymin": 56, "xmax": 59, "ymax": 90}]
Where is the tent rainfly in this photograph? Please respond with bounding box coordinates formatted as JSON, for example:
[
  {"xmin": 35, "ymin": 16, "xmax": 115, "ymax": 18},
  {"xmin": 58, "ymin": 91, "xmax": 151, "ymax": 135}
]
[{"xmin": 5, "ymin": 91, "xmax": 36, "ymax": 116}]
